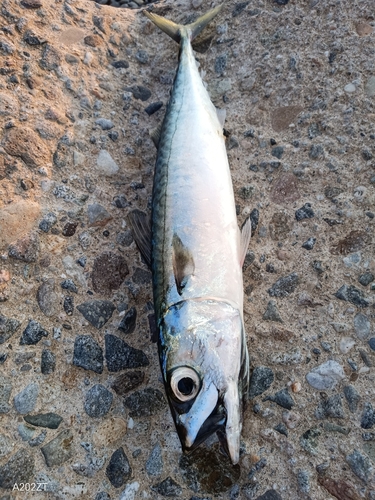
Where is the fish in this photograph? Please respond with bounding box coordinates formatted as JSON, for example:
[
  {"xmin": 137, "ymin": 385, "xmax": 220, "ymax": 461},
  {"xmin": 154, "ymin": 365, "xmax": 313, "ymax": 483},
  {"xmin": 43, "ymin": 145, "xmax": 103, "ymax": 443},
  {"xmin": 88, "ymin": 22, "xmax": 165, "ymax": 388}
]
[{"xmin": 130, "ymin": 4, "xmax": 251, "ymax": 465}]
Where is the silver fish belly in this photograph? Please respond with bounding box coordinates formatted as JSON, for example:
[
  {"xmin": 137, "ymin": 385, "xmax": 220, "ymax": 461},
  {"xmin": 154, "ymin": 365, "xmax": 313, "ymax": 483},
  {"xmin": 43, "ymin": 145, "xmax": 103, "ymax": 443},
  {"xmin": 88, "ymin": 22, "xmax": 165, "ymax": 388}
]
[{"xmin": 144, "ymin": 6, "xmax": 250, "ymax": 464}]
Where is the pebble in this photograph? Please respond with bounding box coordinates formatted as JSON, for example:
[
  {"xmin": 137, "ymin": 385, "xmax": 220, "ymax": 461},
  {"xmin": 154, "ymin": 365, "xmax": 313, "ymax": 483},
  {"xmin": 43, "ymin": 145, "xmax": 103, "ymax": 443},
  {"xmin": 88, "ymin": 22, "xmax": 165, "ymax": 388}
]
[
  {"xmin": 358, "ymin": 272, "xmax": 374, "ymax": 286},
  {"xmin": 37, "ymin": 279, "xmax": 58, "ymax": 317},
  {"xmin": 144, "ymin": 101, "xmax": 163, "ymax": 116},
  {"xmin": 123, "ymin": 388, "xmax": 166, "ymax": 417},
  {"xmin": 24, "ymin": 413, "xmax": 63, "ymax": 429},
  {"xmin": 297, "ymin": 469, "xmax": 310, "ymax": 494},
  {"xmin": 302, "ymin": 237, "xmax": 316, "ymax": 250},
  {"xmin": 105, "ymin": 334, "xmax": 149, "ymax": 371},
  {"xmin": 20, "ymin": 320, "xmax": 48, "ymax": 345},
  {"xmin": 353, "ymin": 313, "xmax": 371, "ymax": 340},
  {"xmin": 262, "ymin": 300, "xmax": 282, "ymax": 322},
  {"xmin": 96, "ymin": 149, "xmax": 119, "ymax": 175},
  {"xmin": 124, "ymin": 85, "xmax": 151, "ymax": 101},
  {"xmin": 0, "ymin": 315, "xmax": 21, "ymax": 344},
  {"xmin": 249, "ymin": 366, "xmax": 274, "ymax": 399},
  {"xmin": 41, "ymin": 429, "xmax": 74, "ymax": 467},
  {"xmin": 95, "ymin": 493, "xmax": 110, "ymax": 500},
  {"xmin": 365, "ymin": 75, "xmax": 375, "ymax": 97},
  {"xmin": 39, "ymin": 212, "xmax": 57, "ymax": 232},
  {"xmin": 117, "ymin": 230, "xmax": 133, "ymax": 247},
  {"xmin": 95, "ymin": 118, "xmax": 114, "ymax": 130},
  {"xmin": 8, "ymin": 232, "xmax": 40, "ymax": 262},
  {"xmin": 0, "ymin": 449, "xmax": 34, "ymax": 489},
  {"xmin": 282, "ymin": 410, "xmax": 300, "ymax": 429},
  {"xmin": 265, "ymin": 388, "xmax": 294, "ymax": 410},
  {"xmin": 152, "ymin": 477, "xmax": 182, "ymax": 497},
  {"xmin": 145, "ymin": 443, "xmax": 163, "ymax": 476},
  {"xmin": 335, "ymin": 285, "xmax": 369, "ymax": 308},
  {"xmin": 136, "ymin": 49, "xmax": 149, "ymax": 64},
  {"xmin": 92, "ymin": 252, "xmax": 129, "ymax": 293},
  {"xmin": 13, "ymin": 382, "xmax": 39, "ymax": 414},
  {"xmin": 339, "ymin": 337, "xmax": 355, "ymax": 354},
  {"xmin": 111, "ymin": 371, "xmax": 145, "ymax": 395},
  {"xmin": 369, "ymin": 338, "xmax": 375, "ymax": 351},
  {"xmin": 343, "ymin": 385, "xmax": 360, "ymax": 413},
  {"xmin": 306, "ymin": 360, "xmax": 345, "ymax": 390},
  {"xmin": 343, "ymin": 252, "xmax": 361, "ymax": 268},
  {"xmin": 274, "ymin": 422, "xmax": 288, "ymax": 436},
  {"xmin": 77, "ymin": 300, "xmax": 116, "ymax": 329},
  {"xmin": 346, "ymin": 450, "xmax": 371, "ymax": 483},
  {"xmin": 300, "ymin": 427, "xmax": 321, "ymax": 455},
  {"xmin": 315, "ymin": 394, "xmax": 345, "ymax": 419},
  {"xmin": 268, "ymin": 273, "xmax": 299, "ymax": 297},
  {"xmin": 112, "ymin": 60, "xmax": 129, "ymax": 69},
  {"xmin": 295, "ymin": 203, "xmax": 314, "ymax": 221},
  {"xmin": 41, "ymin": 349, "xmax": 56, "ymax": 374},
  {"xmin": 271, "ymin": 146, "xmax": 284, "ymax": 159},
  {"xmin": 87, "ymin": 203, "xmax": 113, "ymax": 226},
  {"xmin": 344, "ymin": 83, "xmax": 356, "ymax": 93},
  {"xmin": 361, "ymin": 402, "xmax": 375, "ymax": 429},
  {"xmin": 119, "ymin": 482, "xmax": 140, "ymax": 500},
  {"xmin": 269, "ymin": 347, "xmax": 303, "ymax": 365},
  {"xmin": 309, "ymin": 144, "xmax": 324, "ymax": 159},
  {"xmin": 0, "ymin": 375, "xmax": 12, "ymax": 414},
  {"xmin": 63, "ymin": 296, "xmax": 74, "ymax": 315},
  {"xmin": 254, "ymin": 490, "xmax": 282, "ymax": 500},
  {"xmin": 61, "ymin": 279, "xmax": 78, "ymax": 293},
  {"xmin": 84, "ymin": 384, "xmax": 113, "ymax": 418},
  {"xmin": 73, "ymin": 335, "xmax": 104, "ymax": 374},
  {"xmin": 106, "ymin": 447, "xmax": 132, "ymax": 488},
  {"xmin": 118, "ymin": 306, "xmax": 137, "ymax": 334}
]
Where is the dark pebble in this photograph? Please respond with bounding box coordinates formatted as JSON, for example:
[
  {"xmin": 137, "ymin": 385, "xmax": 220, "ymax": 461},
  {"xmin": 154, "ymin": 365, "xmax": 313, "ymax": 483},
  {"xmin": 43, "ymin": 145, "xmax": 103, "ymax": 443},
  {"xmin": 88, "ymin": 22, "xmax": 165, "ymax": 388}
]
[
  {"xmin": 136, "ymin": 49, "xmax": 149, "ymax": 64},
  {"xmin": 125, "ymin": 85, "xmax": 151, "ymax": 101},
  {"xmin": 232, "ymin": 2, "xmax": 250, "ymax": 17},
  {"xmin": 362, "ymin": 149, "xmax": 373, "ymax": 161},
  {"xmin": 92, "ymin": 252, "xmax": 129, "ymax": 294},
  {"xmin": 146, "ymin": 443, "xmax": 163, "ymax": 476},
  {"xmin": 265, "ymin": 388, "xmax": 294, "ymax": 410},
  {"xmin": 335, "ymin": 285, "xmax": 369, "ymax": 308},
  {"xmin": 346, "ymin": 450, "xmax": 371, "ymax": 483},
  {"xmin": 271, "ymin": 146, "xmax": 284, "ymax": 159},
  {"xmin": 312, "ymin": 260, "xmax": 324, "ymax": 274},
  {"xmin": 62, "ymin": 221, "xmax": 78, "ymax": 237},
  {"xmin": 116, "ymin": 230, "xmax": 133, "ymax": 247},
  {"xmin": 343, "ymin": 385, "xmax": 360, "ymax": 413},
  {"xmin": 111, "ymin": 370, "xmax": 145, "ymax": 396},
  {"xmin": 118, "ymin": 306, "xmax": 137, "ymax": 334},
  {"xmin": 113, "ymin": 194, "xmax": 129, "ymax": 208},
  {"xmin": 124, "ymin": 388, "xmax": 166, "ymax": 417},
  {"xmin": 262, "ymin": 300, "xmax": 282, "ymax": 322},
  {"xmin": 145, "ymin": 101, "xmax": 163, "ymax": 115},
  {"xmin": 152, "ymin": 477, "xmax": 182, "ymax": 497},
  {"xmin": 358, "ymin": 272, "xmax": 374, "ymax": 287},
  {"xmin": 84, "ymin": 384, "xmax": 113, "ymax": 418},
  {"xmin": 369, "ymin": 338, "xmax": 375, "ymax": 351},
  {"xmin": 95, "ymin": 118, "xmax": 114, "ymax": 130},
  {"xmin": 77, "ymin": 300, "xmax": 116, "ymax": 329},
  {"xmin": 0, "ymin": 449, "xmax": 34, "ymax": 489},
  {"xmin": 249, "ymin": 366, "xmax": 274, "ymax": 399},
  {"xmin": 273, "ymin": 0, "xmax": 289, "ymax": 5},
  {"xmin": 243, "ymin": 250, "xmax": 255, "ymax": 269},
  {"xmin": 73, "ymin": 335, "xmax": 103, "ymax": 374},
  {"xmin": 250, "ymin": 208, "xmax": 259, "ymax": 233},
  {"xmin": 112, "ymin": 60, "xmax": 129, "ymax": 69},
  {"xmin": 77, "ymin": 256, "xmax": 87, "ymax": 267},
  {"xmin": 38, "ymin": 212, "xmax": 57, "ymax": 232},
  {"xmin": 41, "ymin": 349, "xmax": 56, "ymax": 375},
  {"xmin": 300, "ymin": 427, "xmax": 321, "ymax": 454},
  {"xmin": 132, "ymin": 267, "xmax": 152, "ymax": 285},
  {"xmin": 60, "ymin": 279, "xmax": 77, "ymax": 293},
  {"xmin": 24, "ymin": 412, "xmax": 62, "ymax": 429},
  {"xmin": 215, "ymin": 54, "xmax": 227, "ymax": 75},
  {"xmin": 108, "ymin": 130, "xmax": 118, "ymax": 141},
  {"xmin": 309, "ymin": 144, "xmax": 324, "ymax": 159},
  {"xmin": 24, "ymin": 30, "xmax": 45, "ymax": 45},
  {"xmin": 268, "ymin": 273, "xmax": 299, "ymax": 297},
  {"xmin": 105, "ymin": 334, "xmax": 149, "ymax": 371},
  {"xmin": 40, "ymin": 44, "xmax": 61, "ymax": 71},
  {"xmin": 63, "ymin": 296, "xmax": 74, "ymax": 315},
  {"xmin": 274, "ymin": 423, "xmax": 288, "ymax": 436},
  {"xmin": 315, "ymin": 394, "xmax": 345, "ymax": 419},
  {"xmin": 0, "ymin": 352, "xmax": 7, "ymax": 364},
  {"xmin": 95, "ymin": 493, "xmax": 111, "ymax": 500},
  {"xmin": 295, "ymin": 203, "xmax": 314, "ymax": 221},
  {"xmin": 0, "ymin": 315, "xmax": 21, "ymax": 344},
  {"xmin": 302, "ymin": 237, "xmax": 316, "ymax": 250},
  {"xmin": 248, "ymin": 457, "xmax": 267, "ymax": 480},
  {"xmin": 106, "ymin": 447, "xmax": 132, "ymax": 488},
  {"xmin": 361, "ymin": 402, "xmax": 375, "ymax": 429},
  {"xmin": 41, "ymin": 429, "xmax": 74, "ymax": 467},
  {"xmin": 20, "ymin": 320, "xmax": 48, "ymax": 345},
  {"xmin": 255, "ymin": 491, "xmax": 282, "ymax": 500}
]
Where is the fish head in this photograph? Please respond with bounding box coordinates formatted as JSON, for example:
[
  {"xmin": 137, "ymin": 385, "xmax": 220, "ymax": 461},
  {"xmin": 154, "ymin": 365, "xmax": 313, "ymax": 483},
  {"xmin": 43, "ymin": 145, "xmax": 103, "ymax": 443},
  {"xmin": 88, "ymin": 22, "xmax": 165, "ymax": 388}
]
[{"xmin": 159, "ymin": 299, "xmax": 249, "ymax": 464}]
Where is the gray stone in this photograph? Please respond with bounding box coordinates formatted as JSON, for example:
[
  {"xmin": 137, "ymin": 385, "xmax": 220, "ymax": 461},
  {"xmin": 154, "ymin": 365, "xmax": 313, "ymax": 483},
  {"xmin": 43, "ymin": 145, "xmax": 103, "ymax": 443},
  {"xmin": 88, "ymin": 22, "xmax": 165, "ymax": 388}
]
[
  {"xmin": 117, "ymin": 230, "xmax": 133, "ymax": 246},
  {"xmin": 0, "ymin": 316, "xmax": 21, "ymax": 344},
  {"xmin": 105, "ymin": 334, "xmax": 149, "ymax": 371},
  {"xmin": 60, "ymin": 279, "xmax": 78, "ymax": 293},
  {"xmin": 124, "ymin": 85, "xmax": 151, "ymax": 101},
  {"xmin": 41, "ymin": 429, "xmax": 74, "ymax": 467},
  {"xmin": 306, "ymin": 360, "xmax": 345, "ymax": 390},
  {"xmin": 315, "ymin": 394, "xmax": 345, "ymax": 419},
  {"xmin": 77, "ymin": 300, "xmax": 115, "ymax": 329},
  {"xmin": 346, "ymin": 450, "xmax": 371, "ymax": 483},
  {"xmin": 343, "ymin": 385, "xmax": 360, "ymax": 413},
  {"xmin": 302, "ymin": 237, "xmax": 316, "ymax": 250},
  {"xmin": 118, "ymin": 307, "xmax": 137, "ymax": 334},
  {"xmin": 297, "ymin": 469, "xmax": 310, "ymax": 493},
  {"xmin": 29, "ymin": 429, "xmax": 47, "ymax": 447},
  {"xmin": 0, "ymin": 449, "xmax": 34, "ymax": 489},
  {"xmin": 0, "ymin": 433, "xmax": 12, "ymax": 458},
  {"xmin": 365, "ymin": 75, "xmax": 375, "ymax": 97},
  {"xmin": 84, "ymin": 384, "xmax": 113, "ymax": 418},
  {"xmin": 41, "ymin": 349, "xmax": 56, "ymax": 374},
  {"xmin": 262, "ymin": 300, "xmax": 282, "ymax": 322},
  {"xmin": 106, "ymin": 447, "xmax": 132, "ymax": 488},
  {"xmin": 20, "ymin": 319, "xmax": 48, "ymax": 345},
  {"xmin": 353, "ymin": 313, "xmax": 371, "ymax": 340},
  {"xmin": 87, "ymin": 203, "xmax": 113, "ymax": 226},
  {"xmin": 146, "ymin": 443, "xmax": 163, "ymax": 476},
  {"xmin": 13, "ymin": 382, "xmax": 39, "ymax": 414},
  {"xmin": 132, "ymin": 267, "xmax": 152, "ymax": 285},
  {"xmin": 95, "ymin": 118, "xmax": 114, "ymax": 130},
  {"xmin": 37, "ymin": 279, "xmax": 58, "ymax": 317},
  {"xmin": 249, "ymin": 366, "xmax": 274, "ymax": 399},
  {"xmin": 73, "ymin": 335, "xmax": 104, "ymax": 374},
  {"xmin": 24, "ymin": 413, "xmax": 63, "ymax": 429},
  {"xmin": 265, "ymin": 388, "xmax": 295, "ymax": 410},
  {"xmin": 271, "ymin": 146, "xmax": 284, "ymax": 159},
  {"xmin": 123, "ymin": 388, "xmax": 166, "ymax": 417},
  {"xmin": 136, "ymin": 49, "xmax": 149, "ymax": 64},
  {"xmin": 255, "ymin": 491, "xmax": 282, "ymax": 500},
  {"xmin": 358, "ymin": 272, "xmax": 374, "ymax": 286},
  {"xmin": 0, "ymin": 375, "xmax": 12, "ymax": 414},
  {"xmin": 295, "ymin": 203, "xmax": 314, "ymax": 221},
  {"xmin": 268, "ymin": 273, "xmax": 299, "ymax": 297},
  {"xmin": 335, "ymin": 285, "xmax": 369, "ymax": 308},
  {"xmin": 361, "ymin": 402, "xmax": 375, "ymax": 429},
  {"xmin": 300, "ymin": 427, "xmax": 321, "ymax": 455},
  {"xmin": 151, "ymin": 477, "xmax": 182, "ymax": 497},
  {"xmin": 40, "ymin": 44, "xmax": 61, "ymax": 71}
]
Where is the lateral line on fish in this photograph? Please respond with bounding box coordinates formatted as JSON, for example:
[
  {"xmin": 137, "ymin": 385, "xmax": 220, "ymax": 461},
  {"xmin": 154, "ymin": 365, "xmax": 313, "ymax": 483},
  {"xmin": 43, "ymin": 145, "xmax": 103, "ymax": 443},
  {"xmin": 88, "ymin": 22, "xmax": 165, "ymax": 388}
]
[{"xmin": 163, "ymin": 296, "xmax": 241, "ymax": 315}]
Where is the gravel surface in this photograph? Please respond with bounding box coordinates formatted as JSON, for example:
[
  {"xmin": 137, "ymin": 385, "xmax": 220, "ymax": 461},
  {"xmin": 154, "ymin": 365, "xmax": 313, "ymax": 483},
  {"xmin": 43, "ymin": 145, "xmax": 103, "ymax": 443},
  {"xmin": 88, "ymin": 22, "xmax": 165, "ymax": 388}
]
[{"xmin": 0, "ymin": 0, "xmax": 374, "ymax": 498}]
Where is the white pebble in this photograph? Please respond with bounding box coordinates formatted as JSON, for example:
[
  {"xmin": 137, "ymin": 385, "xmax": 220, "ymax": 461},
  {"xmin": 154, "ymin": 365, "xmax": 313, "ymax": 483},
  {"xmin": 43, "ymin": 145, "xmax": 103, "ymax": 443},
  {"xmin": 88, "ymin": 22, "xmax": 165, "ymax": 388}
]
[
  {"xmin": 344, "ymin": 83, "xmax": 356, "ymax": 93},
  {"xmin": 340, "ymin": 337, "xmax": 356, "ymax": 354},
  {"xmin": 96, "ymin": 149, "xmax": 119, "ymax": 176},
  {"xmin": 306, "ymin": 360, "xmax": 345, "ymax": 390}
]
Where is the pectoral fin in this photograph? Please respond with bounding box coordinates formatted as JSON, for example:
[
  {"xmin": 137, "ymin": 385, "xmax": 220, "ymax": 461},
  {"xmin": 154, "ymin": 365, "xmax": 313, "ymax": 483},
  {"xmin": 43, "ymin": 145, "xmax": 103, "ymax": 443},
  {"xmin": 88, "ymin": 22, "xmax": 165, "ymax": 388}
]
[
  {"xmin": 172, "ymin": 234, "xmax": 195, "ymax": 295},
  {"xmin": 128, "ymin": 209, "xmax": 152, "ymax": 269},
  {"xmin": 150, "ymin": 123, "xmax": 163, "ymax": 148},
  {"xmin": 240, "ymin": 216, "xmax": 252, "ymax": 267}
]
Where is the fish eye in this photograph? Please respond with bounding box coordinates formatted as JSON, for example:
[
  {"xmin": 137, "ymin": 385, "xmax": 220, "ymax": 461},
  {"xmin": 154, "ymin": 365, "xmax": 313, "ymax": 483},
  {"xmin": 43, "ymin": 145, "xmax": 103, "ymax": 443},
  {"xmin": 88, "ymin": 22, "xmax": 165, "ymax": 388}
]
[{"xmin": 170, "ymin": 367, "xmax": 200, "ymax": 402}]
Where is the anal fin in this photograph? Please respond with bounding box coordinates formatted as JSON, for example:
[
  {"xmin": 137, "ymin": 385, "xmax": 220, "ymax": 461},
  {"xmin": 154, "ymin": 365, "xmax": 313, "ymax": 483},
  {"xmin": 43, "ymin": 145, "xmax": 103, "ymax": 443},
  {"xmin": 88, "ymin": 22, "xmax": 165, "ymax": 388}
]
[
  {"xmin": 128, "ymin": 209, "xmax": 152, "ymax": 269},
  {"xmin": 172, "ymin": 234, "xmax": 194, "ymax": 295}
]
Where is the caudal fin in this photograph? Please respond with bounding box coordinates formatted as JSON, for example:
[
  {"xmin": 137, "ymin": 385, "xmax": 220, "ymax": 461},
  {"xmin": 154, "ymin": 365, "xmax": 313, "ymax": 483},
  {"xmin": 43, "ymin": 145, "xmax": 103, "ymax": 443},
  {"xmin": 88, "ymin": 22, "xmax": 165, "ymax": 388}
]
[{"xmin": 143, "ymin": 4, "xmax": 223, "ymax": 43}]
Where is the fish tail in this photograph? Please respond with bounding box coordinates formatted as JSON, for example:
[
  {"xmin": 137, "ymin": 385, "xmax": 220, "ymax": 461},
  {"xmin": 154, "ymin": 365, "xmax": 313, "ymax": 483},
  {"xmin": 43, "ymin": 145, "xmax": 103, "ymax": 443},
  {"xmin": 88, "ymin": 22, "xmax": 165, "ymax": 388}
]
[{"xmin": 143, "ymin": 4, "xmax": 223, "ymax": 43}]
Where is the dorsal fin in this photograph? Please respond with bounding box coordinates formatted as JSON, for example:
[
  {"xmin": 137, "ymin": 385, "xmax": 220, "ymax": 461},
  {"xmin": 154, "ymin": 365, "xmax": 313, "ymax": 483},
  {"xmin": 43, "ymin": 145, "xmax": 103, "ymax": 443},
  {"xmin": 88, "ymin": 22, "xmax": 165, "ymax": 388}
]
[
  {"xmin": 240, "ymin": 216, "xmax": 252, "ymax": 267},
  {"xmin": 128, "ymin": 209, "xmax": 152, "ymax": 269},
  {"xmin": 172, "ymin": 234, "xmax": 195, "ymax": 295}
]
